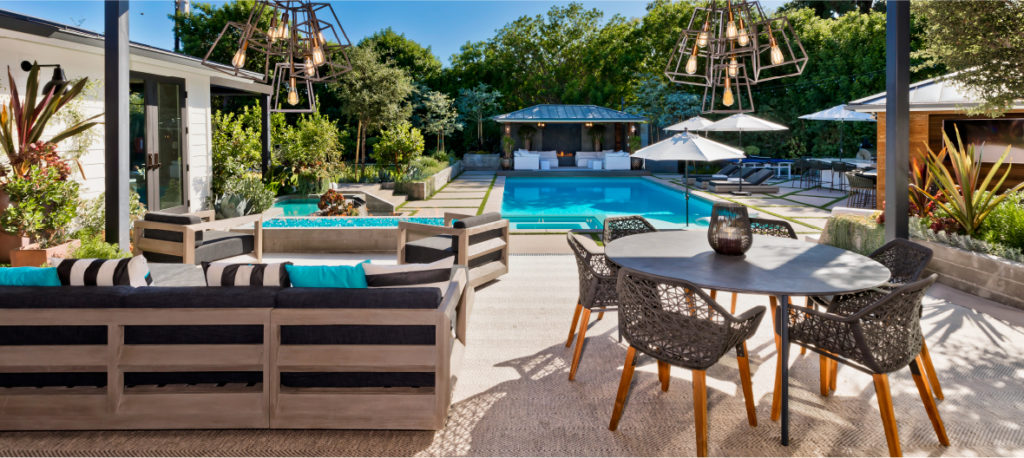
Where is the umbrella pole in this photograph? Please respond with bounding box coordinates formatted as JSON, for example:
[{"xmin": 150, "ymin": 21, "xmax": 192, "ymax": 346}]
[
  {"xmin": 840, "ymin": 122, "xmax": 844, "ymax": 157},
  {"xmin": 685, "ymin": 160, "xmax": 690, "ymax": 226}
]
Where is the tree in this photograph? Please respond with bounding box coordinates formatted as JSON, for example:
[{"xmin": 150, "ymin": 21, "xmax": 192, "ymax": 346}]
[
  {"xmin": 625, "ymin": 74, "xmax": 701, "ymax": 141},
  {"xmin": 418, "ymin": 91, "xmax": 462, "ymax": 154},
  {"xmin": 914, "ymin": 0, "xmax": 1024, "ymax": 116},
  {"xmin": 360, "ymin": 27, "xmax": 443, "ymax": 84},
  {"xmin": 170, "ymin": 0, "xmax": 275, "ymax": 74},
  {"xmin": 372, "ymin": 121, "xmax": 425, "ymax": 175},
  {"xmin": 778, "ymin": 1, "xmax": 880, "ymax": 18},
  {"xmin": 456, "ymin": 83, "xmax": 501, "ymax": 148},
  {"xmin": 328, "ymin": 46, "xmax": 414, "ymax": 164}
]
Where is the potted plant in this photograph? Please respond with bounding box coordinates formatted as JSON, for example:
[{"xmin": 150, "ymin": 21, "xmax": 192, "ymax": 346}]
[
  {"xmin": 588, "ymin": 124, "xmax": 606, "ymax": 151},
  {"xmin": 1, "ymin": 165, "xmax": 81, "ymax": 266},
  {"xmin": 628, "ymin": 136, "xmax": 643, "ymax": 170},
  {"xmin": 501, "ymin": 136, "xmax": 514, "ymax": 169},
  {"xmin": 517, "ymin": 125, "xmax": 536, "ymax": 151}
]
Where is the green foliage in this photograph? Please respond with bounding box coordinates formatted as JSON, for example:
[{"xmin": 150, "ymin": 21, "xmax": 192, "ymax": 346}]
[
  {"xmin": 501, "ymin": 136, "xmax": 515, "ymax": 158},
  {"xmin": 517, "ymin": 125, "xmax": 536, "ymax": 142},
  {"xmin": 77, "ymin": 191, "xmax": 147, "ymax": 239},
  {"xmin": 980, "ymin": 191, "xmax": 1024, "ymax": 252},
  {"xmin": 359, "ymin": 27, "xmax": 442, "ymax": 84},
  {"xmin": 744, "ymin": 145, "xmax": 761, "ymax": 156},
  {"xmin": 910, "ymin": 216, "xmax": 1024, "ymax": 263},
  {"xmin": 914, "ymin": 0, "xmax": 1024, "ymax": 116},
  {"xmin": 913, "ymin": 129, "xmax": 1024, "ymax": 236},
  {"xmin": 406, "ymin": 156, "xmax": 447, "ymax": 181},
  {"xmin": 455, "ymin": 83, "xmax": 502, "ymax": 148},
  {"xmin": 170, "ymin": 0, "xmax": 275, "ymax": 74},
  {"xmin": 71, "ymin": 234, "xmax": 131, "ymax": 260},
  {"xmin": 211, "ymin": 106, "xmax": 262, "ymax": 194},
  {"xmin": 338, "ymin": 163, "xmax": 383, "ymax": 184},
  {"xmin": 0, "ymin": 166, "xmax": 79, "ymax": 247},
  {"xmin": 210, "ymin": 174, "xmax": 275, "ymax": 219},
  {"xmin": 275, "ymin": 111, "xmax": 344, "ymax": 169},
  {"xmin": 628, "ymin": 135, "xmax": 642, "ymax": 153},
  {"xmin": 373, "ymin": 122, "xmax": 425, "ymax": 173},
  {"xmin": 624, "ymin": 74, "xmax": 700, "ymax": 138},
  {"xmin": 417, "ymin": 91, "xmax": 461, "ymax": 154},
  {"xmin": 821, "ymin": 214, "xmax": 885, "ymax": 255},
  {"xmin": 588, "ymin": 124, "xmax": 606, "ymax": 150}
]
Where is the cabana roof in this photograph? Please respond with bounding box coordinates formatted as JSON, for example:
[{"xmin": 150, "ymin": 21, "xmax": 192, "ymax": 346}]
[{"xmin": 493, "ymin": 104, "xmax": 647, "ymax": 123}]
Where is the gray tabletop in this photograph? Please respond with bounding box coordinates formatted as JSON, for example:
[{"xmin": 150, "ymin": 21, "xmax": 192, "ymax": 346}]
[{"xmin": 605, "ymin": 231, "xmax": 891, "ymax": 296}]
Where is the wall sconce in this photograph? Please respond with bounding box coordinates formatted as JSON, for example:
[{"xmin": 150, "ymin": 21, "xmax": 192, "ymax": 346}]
[
  {"xmin": 585, "ymin": 122, "xmax": 593, "ymax": 127},
  {"xmin": 21, "ymin": 60, "xmax": 67, "ymax": 96},
  {"xmin": 630, "ymin": 124, "xmax": 637, "ymax": 134},
  {"xmin": 537, "ymin": 122, "xmax": 546, "ymax": 128},
  {"xmin": 504, "ymin": 124, "xmax": 511, "ymax": 134}
]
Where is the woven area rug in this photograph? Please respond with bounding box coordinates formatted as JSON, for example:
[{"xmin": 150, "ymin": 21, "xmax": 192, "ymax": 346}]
[{"xmin": 2, "ymin": 254, "xmax": 1023, "ymax": 456}]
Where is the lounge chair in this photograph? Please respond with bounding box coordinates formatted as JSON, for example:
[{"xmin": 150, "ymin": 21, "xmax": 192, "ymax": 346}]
[
  {"xmin": 397, "ymin": 212, "xmax": 510, "ymax": 287},
  {"xmin": 133, "ymin": 210, "xmax": 263, "ymax": 264},
  {"xmin": 708, "ymin": 168, "xmax": 778, "ymax": 193}
]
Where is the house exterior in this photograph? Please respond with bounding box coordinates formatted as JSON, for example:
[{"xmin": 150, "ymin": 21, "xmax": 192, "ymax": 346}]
[
  {"xmin": 0, "ymin": 10, "xmax": 270, "ymax": 213},
  {"xmin": 847, "ymin": 74, "xmax": 1024, "ymax": 208}
]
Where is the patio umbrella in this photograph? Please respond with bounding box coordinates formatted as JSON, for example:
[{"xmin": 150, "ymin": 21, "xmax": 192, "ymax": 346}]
[
  {"xmin": 634, "ymin": 131, "xmax": 745, "ymax": 226},
  {"xmin": 665, "ymin": 116, "xmax": 715, "ymax": 132},
  {"xmin": 798, "ymin": 104, "xmax": 875, "ymax": 157},
  {"xmin": 703, "ymin": 113, "xmax": 788, "ymax": 193}
]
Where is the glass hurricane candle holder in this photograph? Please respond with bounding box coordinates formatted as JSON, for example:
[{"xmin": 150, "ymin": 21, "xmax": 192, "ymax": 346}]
[{"xmin": 707, "ymin": 202, "xmax": 752, "ymax": 256}]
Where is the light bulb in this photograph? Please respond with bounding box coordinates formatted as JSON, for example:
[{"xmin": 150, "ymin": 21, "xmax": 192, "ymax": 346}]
[
  {"xmin": 685, "ymin": 54, "xmax": 698, "ymax": 74},
  {"xmin": 268, "ymin": 14, "xmax": 278, "ymax": 41},
  {"xmin": 311, "ymin": 45, "xmax": 325, "ymax": 65},
  {"xmin": 728, "ymin": 57, "xmax": 738, "ymax": 77},
  {"xmin": 304, "ymin": 56, "xmax": 316, "ymax": 76},
  {"xmin": 770, "ymin": 44, "xmax": 784, "ymax": 65},
  {"xmin": 726, "ymin": 21, "xmax": 737, "ymax": 40},
  {"xmin": 722, "ymin": 77, "xmax": 734, "ymax": 107},
  {"xmin": 317, "ymin": 31, "xmax": 326, "ymax": 45},
  {"xmin": 287, "ymin": 77, "xmax": 299, "ymax": 105},
  {"xmin": 231, "ymin": 41, "xmax": 247, "ymax": 68},
  {"xmin": 737, "ymin": 22, "xmax": 749, "ymax": 46},
  {"xmin": 278, "ymin": 13, "xmax": 289, "ymax": 40},
  {"xmin": 697, "ymin": 22, "xmax": 709, "ymax": 48}
]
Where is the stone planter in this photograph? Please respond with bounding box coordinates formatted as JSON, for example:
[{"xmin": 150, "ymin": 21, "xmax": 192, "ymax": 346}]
[
  {"xmin": 463, "ymin": 153, "xmax": 499, "ymax": 170},
  {"xmin": 10, "ymin": 239, "xmax": 81, "ymax": 267},
  {"xmin": 917, "ymin": 239, "xmax": 1024, "ymax": 311},
  {"xmin": 395, "ymin": 161, "xmax": 464, "ymax": 200}
]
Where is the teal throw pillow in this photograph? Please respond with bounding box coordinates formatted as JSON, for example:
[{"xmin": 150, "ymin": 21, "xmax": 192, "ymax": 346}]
[
  {"xmin": 0, "ymin": 267, "xmax": 62, "ymax": 287},
  {"xmin": 285, "ymin": 261, "xmax": 369, "ymax": 288}
]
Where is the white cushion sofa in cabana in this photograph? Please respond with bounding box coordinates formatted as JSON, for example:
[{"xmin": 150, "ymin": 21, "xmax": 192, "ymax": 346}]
[{"xmin": 513, "ymin": 150, "xmax": 540, "ymax": 170}]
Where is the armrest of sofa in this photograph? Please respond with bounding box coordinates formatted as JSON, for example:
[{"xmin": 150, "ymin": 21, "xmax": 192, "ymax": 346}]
[
  {"xmin": 442, "ymin": 265, "xmax": 473, "ymax": 344},
  {"xmin": 444, "ymin": 212, "xmax": 475, "ymax": 226},
  {"xmin": 133, "ymin": 213, "xmax": 264, "ymax": 263}
]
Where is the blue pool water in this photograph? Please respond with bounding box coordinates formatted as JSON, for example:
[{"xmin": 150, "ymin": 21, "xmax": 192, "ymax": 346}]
[
  {"xmin": 502, "ymin": 177, "xmax": 712, "ymax": 229},
  {"xmin": 264, "ymin": 217, "xmax": 445, "ymax": 228},
  {"xmin": 273, "ymin": 198, "xmax": 320, "ymax": 216}
]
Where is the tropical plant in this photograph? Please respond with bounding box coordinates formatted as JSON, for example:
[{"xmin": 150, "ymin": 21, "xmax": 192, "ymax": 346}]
[
  {"xmin": 317, "ymin": 189, "xmax": 360, "ymax": 216},
  {"xmin": 373, "ymin": 121, "xmax": 425, "ymax": 174},
  {"xmin": 209, "ymin": 174, "xmax": 275, "ymax": 219},
  {"xmin": 517, "ymin": 125, "xmax": 536, "ymax": 150},
  {"xmin": 912, "ymin": 128, "xmax": 1024, "ymax": 236},
  {"xmin": 501, "ymin": 136, "xmax": 515, "ymax": 159},
  {"xmin": 0, "ymin": 166, "xmax": 79, "ymax": 247},
  {"xmin": 588, "ymin": 124, "xmax": 606, "ymax": 151},
  {"xmin": 910, "ymin": 216, "xmax": 1024, "ymax": 263},
  {"xmin": 908, "ymin": 144, "xmax": 946, "ymax": 217},
  {"xmin": 628, "ymin": 135, "xmax": 642, "ymax": 153},
  {"xmin": 0, "ymin": 65, "xmax": 101, "ymax": 181}
]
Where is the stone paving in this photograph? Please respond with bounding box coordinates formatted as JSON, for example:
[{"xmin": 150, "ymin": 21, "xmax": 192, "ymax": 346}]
[{"xmin": 400, "ymin": 171, "xmax": 495, "ymax": 217}]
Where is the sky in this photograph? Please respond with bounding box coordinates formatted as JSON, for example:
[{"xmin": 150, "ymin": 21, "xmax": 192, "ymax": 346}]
[{"xmin": 0, "ymin": 0, "xmax": 786, "ymax": 67}]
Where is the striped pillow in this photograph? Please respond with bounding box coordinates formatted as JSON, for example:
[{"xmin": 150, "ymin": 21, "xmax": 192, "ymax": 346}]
[
  {"xmin": 362, "ymin": 257, "xmax": 454, "ymax": 293},
  {"xmin": 55, "ymin": 256, "xmax": 153, "ymax": 287},
  {"xmin": 201, "ymin": 262, "xmax": 292, "ymax": 287}
]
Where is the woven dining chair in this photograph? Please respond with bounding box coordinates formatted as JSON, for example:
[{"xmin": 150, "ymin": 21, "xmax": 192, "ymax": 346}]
[
  {"xmin": 565, "ymin": 231, "xmax": 619, "ymax": 381},
  {"xmin": 602, "ymin": 215, "xmax": 657, "ymax": 243},
  {"xmin": 846, "ymin": 172, "xmax": 877, "ymax": 208},
  {"xmin": 609, "ymin": 268, "xmax": 765, "ymax": 457},
  {"xmin": 810, "ymin": 239, "xmax": 944, "ymax": 400},
  {"xmin": 798, "ymin": 158, "xmax": 822, "ymax": 189},
  {"xmin": 775, "ymin": 275, "xmax": 949, "ymax": 457}
]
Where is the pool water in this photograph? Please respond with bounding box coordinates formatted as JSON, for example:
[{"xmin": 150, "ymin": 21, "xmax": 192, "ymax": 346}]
[
  {"xmin": 502, "ymin": 177, "xmax": 712, "ymax": 229},
  {"xmin": 263, "ymin": 217, "xmax": 445, "ymax": 228},
  {"xmin": 273, "ymin": 198, "xmax": 320, "ymax": 216}
]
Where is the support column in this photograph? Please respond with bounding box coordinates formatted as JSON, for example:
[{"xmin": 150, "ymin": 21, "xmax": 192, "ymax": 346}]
[
  {"xmin": 104, "ymin": 0, "xmax": 130, "ymax": 249},
  {"xmin": 884, "ymin": 0, "xmax": 910, "ymax": 241},
  {"xmin": 260, "ymin": 94, "xmax": 271, "ymax": 177}
]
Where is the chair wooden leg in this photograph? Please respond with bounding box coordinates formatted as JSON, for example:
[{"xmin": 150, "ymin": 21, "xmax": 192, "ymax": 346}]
[
  {"xmin": 737, "ymin": 343, "xmax": 757, "ymax": 427},
  {"xmin": 657, "ymin": 361, "xmax": 671, "ymax": 392},
  {"xmin": 769, "ymin": 296, "xmax": 781, "ymax": 351},
  {"xmin": 920, "ymin": 340, "xmax": 944, "ymax": 400},
  {"xmin": 693, "ymin": 370, "xmax": 709, "ymax": 457},
  {"xmin": 800, "ymin": 298, "xmax": 810, "ymax": 355},
  {"xmin": 873, "ymin": 374, "xmax": 902, "ymax": 457},
  {"xmin": 608, "ymin": 346, "xmax": 637, "ymax": 431},
  {"xmin": 819, "ymin": 354, "xmax": 831, "ymax": 396},
  {"xmin": 568, "ymin": 308, "xmax": 591, "ymax": 381},
  {"xmin": 597, "ymin": 311, "xmax": 605, "ymax": 320},
  {"xmin": 829, "ymin": 358, "xmax": 838, "ymax": 392},
  {"xmin": 566, "ymin": 303, "xmax": 583, "ymax": 348},
  {"xmin": 770, "ymin": 351, "xmax": 782, "ymax": 422},
  {"xmin": 730, "ymin": 292, "xmax": 738, "ymax": 314},
  {"xmin": 710, "ymin": 289, "xmax": 717, "ymax": 300},
  {"xmin": 911, "ymin": 356, "xmax": 950, "ymax": 446}
]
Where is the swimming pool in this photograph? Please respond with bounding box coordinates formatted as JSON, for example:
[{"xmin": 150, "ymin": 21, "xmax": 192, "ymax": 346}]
[
  {"xmin": 501, "ymin": 177, "xmax": 712, "ymax": 229},
  {"xmin": 263, "ymin": 217, "xmax": 445, "ymax": 228},
  {"xmin": 273, "ymin": 198, "xmax": 320, "ymax": 216}
]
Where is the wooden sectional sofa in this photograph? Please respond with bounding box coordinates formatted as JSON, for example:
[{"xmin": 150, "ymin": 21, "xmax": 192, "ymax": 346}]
[{"xmin": 0, "ymin": 264, "xmax": 473, "ymax": 430}]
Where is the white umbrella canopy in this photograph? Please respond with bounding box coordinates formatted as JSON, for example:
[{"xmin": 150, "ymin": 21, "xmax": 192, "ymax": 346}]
[
  {"xmin": 703, "ymin": 113, "xmax": 789, "ymax": 132},
  {"xmin": 798, "ymin": 104, "xmax": 876, "ymax": 122},
  {"xmin": 665, "ymin": 116, "xmax": 715, "ymax": 132}
]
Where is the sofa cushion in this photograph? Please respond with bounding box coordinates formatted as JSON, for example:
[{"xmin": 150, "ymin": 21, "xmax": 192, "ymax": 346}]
[
  {"xmin": 285, "ymin": 262, "xmax": 368, "ymax": 288},
  {"xmin": 405, "ymin": 235, "xmax": 455, "ymax": 263},
  {"xmin": 0, "ymin": 286, "xmax": 132, "ymax": 308},
  {"xmin": 281, "ymin": 325, "xmax": 435, "ymax": 345},
  {"xmin": 123, "ymin": 287, "xmax": 279, "ymax": 308},
  {"xmin": 148, "ymin": 263, "xmax": 207, "ymax": 286},
  {"xmin": 453, "ymin": 212, "xmax": 501, "ymax": 229},
  {"xmin": 202, "ymin": 262, "xmax": 292, "ymax": 287},
  {"xmin": 143, "ymin": 211, "xmax": 204, "ymax": 246},
  {"xmin": 363, "ymin": 258, "xmax": 453, "ymax": 293},
  {"xmin": 0, "ymin": 267, "xmax": 61, "ymax": 287},
  {"xmin": 143, "ymin": 231, "xmax": 255, "ymax": 264},
  {"xmin": 275, "ymin": 287, "xmax": 443, "ymax": 309},
  {"xmin": 280, "ymin": 372, "xmax": 434, "ymax": 388},
  {"xmin": 55, "ymin": 256, "xmax": 153, "ymax": 287}
]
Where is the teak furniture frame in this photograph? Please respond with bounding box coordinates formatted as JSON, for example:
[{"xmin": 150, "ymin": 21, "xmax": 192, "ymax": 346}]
[
  {"xmin": 397, "ymin": 212, "xmax": 510, "ymax": 287},
  {"xmin": 132, "ymin": 210, "xmax": 264, "ymax": 264}
]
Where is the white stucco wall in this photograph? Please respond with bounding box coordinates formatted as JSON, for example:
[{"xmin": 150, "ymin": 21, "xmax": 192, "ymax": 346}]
[{"xmin": 0, "ymin": 27, "xmax": 241, "ymax": 212}]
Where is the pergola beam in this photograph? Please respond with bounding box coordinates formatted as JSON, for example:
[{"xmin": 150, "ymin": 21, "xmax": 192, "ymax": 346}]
[
  {"xmin": 104, "ymin": 0, "xmax": 130, "ymax": 249},
  {"xmin": 884, "ymin": 0, "xmax": 910, "ymax": 240}
]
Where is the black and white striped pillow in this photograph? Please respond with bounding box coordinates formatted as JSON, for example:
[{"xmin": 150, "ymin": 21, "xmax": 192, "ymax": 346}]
[
  {"xmin": 55, "ymin": 256, "xmax": 153, "ymax": 287},
  {"xmin": 201, "ymin": 262, "xmax": 292, "ymax": 287},
  {"xmin": 363, "ymin": 257, "xmax": 454, "ymax": 293}
]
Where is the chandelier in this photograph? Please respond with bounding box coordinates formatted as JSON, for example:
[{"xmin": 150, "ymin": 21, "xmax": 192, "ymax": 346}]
[
  {"xmin": 665, "ymin": 0, "xmax": 807, "ymax": 113},
  {"xmin": 202, "ymin": 0, "xmax": 353, "ymax": 112}
]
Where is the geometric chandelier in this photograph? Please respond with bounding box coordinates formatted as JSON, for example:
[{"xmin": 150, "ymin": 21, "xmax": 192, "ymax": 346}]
[
  {"xmin": 665, "ymin": 0, "xmax": 807, "ymax": 114},
  {"xmin": 202, "ymin": 0, "xmax": 353, "ymax": 112}
]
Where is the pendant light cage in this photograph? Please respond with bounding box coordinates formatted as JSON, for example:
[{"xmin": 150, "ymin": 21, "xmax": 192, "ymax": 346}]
[
  {"xmin": 271, "ymin": 62, "xmax": 317, "ymax": 113},
  {"xmin": 201, "ymin": 0, "xmax": 353, "ymax": 85},
  {"xmin": 702, "ymin": 62, "xmax": 755, "ymax": 114},
  {"xmin": 664, "ymin": 8, "xmax": 723, "ymax": 87}
]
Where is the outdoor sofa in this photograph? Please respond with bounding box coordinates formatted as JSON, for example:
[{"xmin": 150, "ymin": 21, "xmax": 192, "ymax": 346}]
[
  {"xmin": 708, "ymin": 168, "xmax": 779, "ymax": 193},
  {"xmin": 604, "ymin": 151, "xmax": 631, "ymax": 170},
  {"xmin": 398, "ymin": 212, "xmax": 510, "ymax": 287},
  {"xmin": 537, "ymin": 150, "xmax": 559, "ymax": 168},
  {"xmin": 513, "ymin": 150, "xmax": 540, "ymax": 170},
  {"xmin": 133, "ymin": 210, "xmax": 263, "ymax": 264},
  {"xmin": 0, "ymin": 262, "xmax": 472, "ymax": 430}
]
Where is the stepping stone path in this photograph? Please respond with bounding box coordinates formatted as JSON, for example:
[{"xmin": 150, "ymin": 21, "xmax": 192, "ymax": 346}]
[{"xmin": 403, "ymin": 171, "xmax": 495, "ymax": 217}]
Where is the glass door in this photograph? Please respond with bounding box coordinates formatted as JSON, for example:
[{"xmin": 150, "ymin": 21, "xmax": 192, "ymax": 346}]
[{"xmin": 128, "ymin": 73, "xmax": 188, "ymax": 212}]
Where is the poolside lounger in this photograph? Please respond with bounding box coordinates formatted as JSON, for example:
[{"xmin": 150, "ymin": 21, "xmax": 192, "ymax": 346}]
[{"xmin": 708, "ymin": 168, "xmax": 779, "ymax": 193}]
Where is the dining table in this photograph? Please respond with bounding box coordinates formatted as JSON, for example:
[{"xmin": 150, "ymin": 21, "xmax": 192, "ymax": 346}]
[{"xmin": 605, "ymin": 230, "xmax": 892, "ymax": 446}]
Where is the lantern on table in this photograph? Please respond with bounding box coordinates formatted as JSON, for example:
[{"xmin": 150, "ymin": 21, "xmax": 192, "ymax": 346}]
[{"xmin": 707, "ymin": 202, "xmax": 752, "ymax": 255}]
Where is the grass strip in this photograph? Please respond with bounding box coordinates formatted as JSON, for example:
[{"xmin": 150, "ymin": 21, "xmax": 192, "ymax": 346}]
[{"xmin": 477, "ymin": 175, "xmax": 498, "ymax": 216}]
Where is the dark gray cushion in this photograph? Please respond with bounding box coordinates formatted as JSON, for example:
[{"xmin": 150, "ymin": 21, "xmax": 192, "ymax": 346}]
[
  {"xmin": 0, "ymin": 286, "xmax": 132, "ymax": 308},
  {"xmin": 280, "ymin": 372, "xmax": 434, "ymax": 388},
  {"xmin": 453, "ymin": 212, "xmax": 501, "ymax": 229},
  {"xmin": 143, "ymin": 212, "xmax": 204, "ymax": 246},
  {"xmin": 281, "ymin": 325, "xmax": 435, "ymax": 345},
  {"xmin": 123, "ymin": 287, "xmax": 278, "ymax": 308},
  {"xmin": 0, "ymin": 326, "xmax": 107, "ymax": 345},
  {"xmin": 148, "ymin": 263, "xmax": 207, "ymax": 286},
  {"xmin": 275, "ymin": 287, "xmax": 443, "ymax": 309},
  {"xmin": 405, "ymin": 235, "xmax": 455, "ymax": 263},
  {"xmin": 469, "ymin": 227, "xmax": 505, "ymax": 246},
  {"xmin": 143, "ymin": 231, "xmax": 255, "ymax": 264},
  {"xmin": 124, "ymin": 325, "xmax": 263, "ymax": 344}
]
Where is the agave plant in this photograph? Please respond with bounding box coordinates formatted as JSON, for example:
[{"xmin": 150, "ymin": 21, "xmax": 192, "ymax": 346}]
[
  {"xmin": 912, "ymin": 126, "xmax": 1024, "ymax": 236},
  {"xmin": 0, "ymin": 64, "xmax": 102, "ymax": 181}
]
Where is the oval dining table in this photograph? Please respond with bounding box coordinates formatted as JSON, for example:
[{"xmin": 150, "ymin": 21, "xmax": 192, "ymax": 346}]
[{"xmin": 605, "ymin": 230, "xmax": 892, "ymax": 446}]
